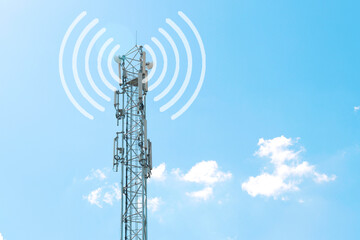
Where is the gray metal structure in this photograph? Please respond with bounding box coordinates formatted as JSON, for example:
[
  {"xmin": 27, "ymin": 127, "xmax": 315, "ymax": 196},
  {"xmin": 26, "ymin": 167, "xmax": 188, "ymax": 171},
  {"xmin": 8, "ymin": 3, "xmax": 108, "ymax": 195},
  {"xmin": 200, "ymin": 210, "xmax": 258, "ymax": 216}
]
[{"xmin": 113, "ymin": 45, "xmax": 152, "ymax": 240}]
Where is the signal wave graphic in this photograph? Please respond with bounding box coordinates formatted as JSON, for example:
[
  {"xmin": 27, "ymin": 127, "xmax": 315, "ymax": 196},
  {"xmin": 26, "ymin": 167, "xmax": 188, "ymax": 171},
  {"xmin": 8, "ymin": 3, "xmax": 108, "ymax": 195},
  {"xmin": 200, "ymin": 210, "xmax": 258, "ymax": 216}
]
[
  {"xmin": 59, "ymin": 11, "xmax": 121, "ymax": 120},
  {"xmin": 59, "ymin": 11, "xmax": 205, "ymax": 120},
  {"xmin": 143, "ymin": 11, "xmax": 206, "ymax": 120}
]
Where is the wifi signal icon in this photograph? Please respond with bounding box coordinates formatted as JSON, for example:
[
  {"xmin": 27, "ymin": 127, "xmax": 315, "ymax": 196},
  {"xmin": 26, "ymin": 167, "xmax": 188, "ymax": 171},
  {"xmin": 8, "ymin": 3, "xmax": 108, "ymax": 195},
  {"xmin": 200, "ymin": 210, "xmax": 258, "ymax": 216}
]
[
  {"xmin": 59, "ymin": 11, "xmax": 206, "ymax": 120},
  {"xmin": 59, "ymin": 11, "xmax": 121, "ymax": 120},
  {"xmin": 143, "ymin": 11, "xmax": 206, "ymax": 120}
]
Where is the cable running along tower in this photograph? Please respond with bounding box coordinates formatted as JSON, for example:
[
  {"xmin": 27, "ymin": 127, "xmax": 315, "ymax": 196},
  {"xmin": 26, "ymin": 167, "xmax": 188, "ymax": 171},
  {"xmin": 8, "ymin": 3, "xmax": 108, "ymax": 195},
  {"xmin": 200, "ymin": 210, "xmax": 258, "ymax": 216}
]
[{"xmin": 113, "ymin": 45, "xmax": 153, "ymax": 240}]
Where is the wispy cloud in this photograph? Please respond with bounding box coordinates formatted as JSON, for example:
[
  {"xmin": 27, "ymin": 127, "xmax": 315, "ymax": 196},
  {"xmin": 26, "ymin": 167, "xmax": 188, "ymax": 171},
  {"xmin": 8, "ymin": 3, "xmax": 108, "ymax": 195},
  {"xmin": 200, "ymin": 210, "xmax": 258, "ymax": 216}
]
[
  {"xmin": 151, "ymin": 163, "xmax": 166, "ymax": 181},
  {"xmin": 175, "ymin": 160, "xmax": 232, "ymax": 200},
  {"xmin": 112, "ymin": 183, "xmax": 122, "ymax": 200},
  {"xmin": 82, "ymin": 160, "xmax": 231, "ymax": 208},
  {"xmin": 0, "ymin": 232, "xmax": 4, "ymax": 240},
  {"xmin": 242, "ymin": 136, "xmax": 336, "ymax": 199},
  {"xmin": 84, "ymin": 183, "xmax": 121, "ymax": 208},
  {"xmin": 84, "ymin": 187, "xmax": 103, "ymax": 208},
  {"xmin": 186, "ymin": 187, "xmax": 213, "ymax": 200},
  {"xmin": 354, "ymin": 106, "xmax": 360, "ymax": 112},
  {"xmin": 181, "ymin": 160, "xmax": 232, "ymax": 185},
  {"xmin": 85, "ymin": 169, "xmax": 107, "ymax": 181},
  {"xmin": 148, "ymin": 197, "xmax": 162, "ymax": 212},
  {"xmin": 103, "ymin": 192, "xmax": 114, "ymax": 205},
  {"xmin": 314, "ymin": 172, "xmax": 336, "ymax": 183}
]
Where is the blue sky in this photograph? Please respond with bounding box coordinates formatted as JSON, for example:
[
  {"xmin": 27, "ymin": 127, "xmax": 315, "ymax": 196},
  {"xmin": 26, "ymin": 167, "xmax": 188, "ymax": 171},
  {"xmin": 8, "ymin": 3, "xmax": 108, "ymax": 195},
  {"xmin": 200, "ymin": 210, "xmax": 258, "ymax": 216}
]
[{"xmin": 1, "ymin": 0, "xmax": 360, "ymax": 239}]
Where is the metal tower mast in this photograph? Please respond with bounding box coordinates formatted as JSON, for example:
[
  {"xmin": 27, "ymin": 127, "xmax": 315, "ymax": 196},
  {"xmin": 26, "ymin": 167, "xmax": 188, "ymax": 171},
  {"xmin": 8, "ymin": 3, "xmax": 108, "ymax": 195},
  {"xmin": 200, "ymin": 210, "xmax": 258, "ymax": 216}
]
[{"xmin": 113, "ymin": 45, "xmax": 152, "ymax": 240}]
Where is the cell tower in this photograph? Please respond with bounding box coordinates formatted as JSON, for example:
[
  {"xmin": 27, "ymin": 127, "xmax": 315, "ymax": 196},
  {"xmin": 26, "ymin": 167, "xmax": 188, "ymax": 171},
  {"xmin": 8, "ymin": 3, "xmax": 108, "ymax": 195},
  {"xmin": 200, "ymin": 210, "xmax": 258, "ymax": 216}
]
[{"xmin": 113, "ymin": 45, "xmax": 153, "ymax": 240}]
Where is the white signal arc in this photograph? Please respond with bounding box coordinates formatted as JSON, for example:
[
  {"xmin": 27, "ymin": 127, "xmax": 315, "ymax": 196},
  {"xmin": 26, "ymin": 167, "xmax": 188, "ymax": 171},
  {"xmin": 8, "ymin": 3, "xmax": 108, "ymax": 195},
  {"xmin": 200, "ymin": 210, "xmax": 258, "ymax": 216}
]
[
  {"xmin": 159, "ymin": 18, "xmax": 192, "ymax": 112},
  {"xmin": 98, "ymin": 38, "xmax": 117, "ymax": 92},
  {"xmin": 59, "ymin": 11, "xmax": 204, "ymax": 120},
  {"xmin": 148, "ymin": 37, "xmax": 167, "ymax": 91},
  {"xmin": 73, "ymin": 18, "xmax": 105, "ymax": 112},
  {"xmin": 108, "ymin": 44, "xmax": 121, "ymax": 84},
  {"xmin": 143, "ymin": 44, "xmax": 157, "ymax": 84},
  {"xmin": 154, "ymin": 28, "xmax": 180, "ymax": 102},
  {"xmin": 85, "ymin": 28, "xmax": 110, "ymax": 102},
  {"xmin": 59, "ymin": 11, "xmax": 94, "ymax": 120},
  {"xmin": 171, "ymin": 11, "xmax": 206, "ymax": 120}
]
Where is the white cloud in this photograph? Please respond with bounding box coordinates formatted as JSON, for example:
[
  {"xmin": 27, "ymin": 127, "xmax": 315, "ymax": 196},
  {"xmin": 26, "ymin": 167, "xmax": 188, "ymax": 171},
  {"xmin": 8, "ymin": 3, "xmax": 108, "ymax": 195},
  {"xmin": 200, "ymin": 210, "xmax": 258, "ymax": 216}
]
[
  {"xmin": 298, "ymin": 199, "xmax": 304, "ymax": 203},
  {"xmin": 186, "ymin": 187, "xmax": 213, "ymax": 200},
  {"xmin": 148, "ymin": 197, "xmax": 162, "ymax": 212},
  {"xmin": 182, "ymin": 160, "xmax": 232, "ymax": 185},
  {"xmin": 151, "ymin": 163, "xmax": 166, "ymax": 181},
  {"xmin": 174, "ymin": 161, "xmax": 231, "ymax": 201},
  {"xmin": 0, "ymin": 233, "xmax": 4, "ymax": 240},
  {"xmin": 354, "ymin": 106, "xmax": 360, "ymax": 112},
  {"xmin": 85, "ymin": 169, "xmax": 107, "ymax": 181},
  {"xmin": 242, "ymin": 173, "xmax": 297, "ymax": 197},
  {"xmin": 314, "ymin": 172, "xmax": 337, "ymax": 183},
  {"xmin": 275, "ymin": 161, "xmax": 314, "ymax": 179},
  {"xmin": 84, "ymin": 183, "xmax": 121, "ymax": 208},
  {"xmin": 102, "ymin": 183, "xmax": 122, "ymax": 205},
  {"xmin": 112, "ymin": 183, "xmax": 122, "ymax": 200},
  {"xmin": 242, "ymin": 136, "xmax": 336, "ymax": 198},
  {"xmin": 103, "ymin": 192, "xmax": 114, "ymax": 205},
  {"xmin": 256, "ymin": 136, "xmax": 302, "ymax": 165},
  {"xmin": 84, "ymin": 187, "xmax": 103, "ymax": 208}
]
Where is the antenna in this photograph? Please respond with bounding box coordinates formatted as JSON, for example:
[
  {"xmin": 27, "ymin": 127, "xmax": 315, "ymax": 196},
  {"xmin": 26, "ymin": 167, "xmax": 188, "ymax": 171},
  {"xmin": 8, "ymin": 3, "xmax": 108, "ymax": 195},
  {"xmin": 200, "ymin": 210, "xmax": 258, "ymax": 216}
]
[{"xmin": 113, "ymin": 45, "xmax": 152, "ymax": 240}]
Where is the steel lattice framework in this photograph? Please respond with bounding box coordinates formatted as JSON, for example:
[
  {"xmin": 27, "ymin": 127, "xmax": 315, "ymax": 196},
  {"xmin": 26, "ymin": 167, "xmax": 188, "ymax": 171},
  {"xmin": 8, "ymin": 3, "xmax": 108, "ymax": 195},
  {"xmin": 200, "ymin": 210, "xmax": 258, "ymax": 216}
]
[{"xmin": 113, "ymin": 45, "xmax": 152, "ymax": 240}]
